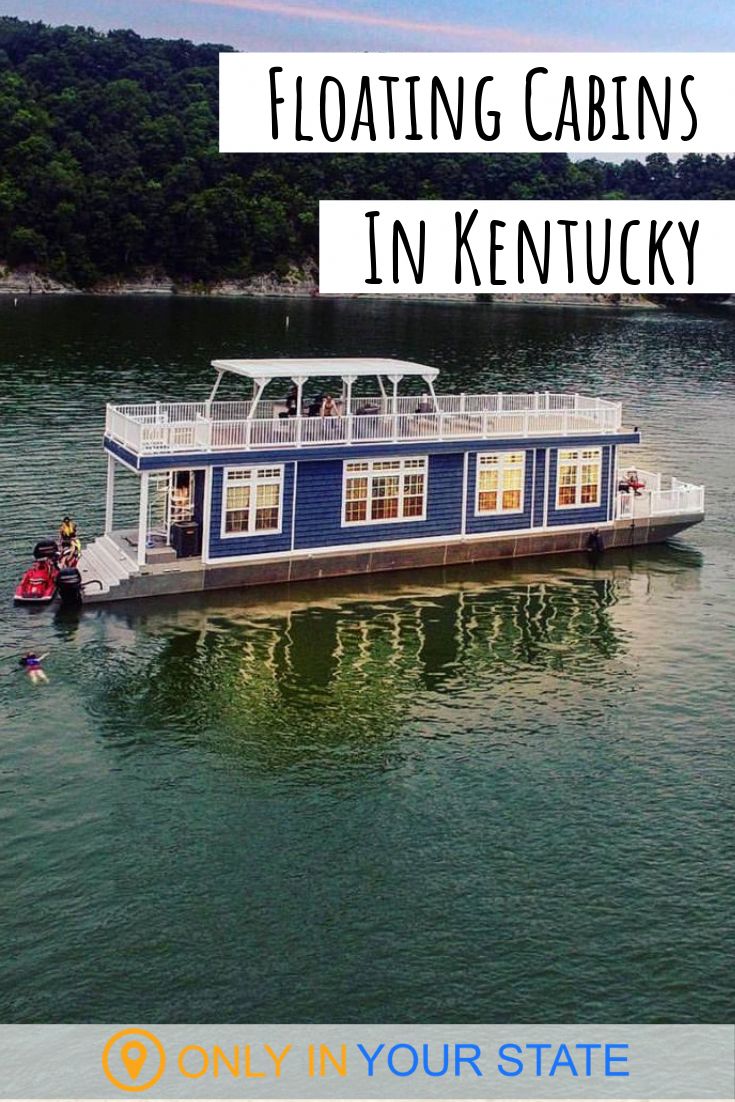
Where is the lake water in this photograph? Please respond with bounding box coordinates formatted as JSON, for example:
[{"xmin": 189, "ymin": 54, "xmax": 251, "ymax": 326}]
[{"xmin": 0, "ymin": 296, "xmax": 732, "ymax": 1023}]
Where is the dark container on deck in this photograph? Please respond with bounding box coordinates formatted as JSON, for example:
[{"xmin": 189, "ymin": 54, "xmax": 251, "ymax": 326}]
[{"xmin": 171, "ymin": 520, "xmax": 201, "ymax": 558}]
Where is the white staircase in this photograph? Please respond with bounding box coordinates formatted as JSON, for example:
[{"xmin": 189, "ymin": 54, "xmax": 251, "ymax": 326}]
[{"xmin": 78, "ymin": 535, "xmax": 139, "ymax": 596}]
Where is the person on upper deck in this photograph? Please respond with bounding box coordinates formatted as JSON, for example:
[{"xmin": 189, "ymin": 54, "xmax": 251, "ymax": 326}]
[
  {"xmin": 285, "ymin": 384, "xmax": 298, "ymax": 416},
  {"xmin": 321, "ymin": 394, "xmax": 338, "ymax": 417}
]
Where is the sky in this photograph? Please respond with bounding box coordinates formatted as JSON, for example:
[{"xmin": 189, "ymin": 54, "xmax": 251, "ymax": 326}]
[{"xmin": 4, "ymin": 0, "xmax": 735, "ymax": 52}]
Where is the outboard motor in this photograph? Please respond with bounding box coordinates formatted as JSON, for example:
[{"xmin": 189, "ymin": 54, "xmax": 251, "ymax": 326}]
[
  {"xmin": 57, "ymin": 567, "xmax": 84, "ymax": 607},
  {"xmin": 33, "ymin": 539, "xmax": 59, "ymax": 561}
]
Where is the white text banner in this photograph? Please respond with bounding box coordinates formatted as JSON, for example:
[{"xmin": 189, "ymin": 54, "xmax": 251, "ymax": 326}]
[
  {"xmin": 220, "ymin": 53, "xmax": 734, "ymax": 153},
  {"xmin": 318, "ymin": 200, "xmax": 735, "ymax": 294}
]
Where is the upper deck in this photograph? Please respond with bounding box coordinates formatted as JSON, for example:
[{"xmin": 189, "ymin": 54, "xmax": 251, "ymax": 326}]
[{"xmin": 104, "ymin": 357, "xmax": 626, "ymax": 459}]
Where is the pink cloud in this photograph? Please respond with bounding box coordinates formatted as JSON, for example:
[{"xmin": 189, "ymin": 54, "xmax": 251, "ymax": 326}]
[{"xmin": 190, "ymin": 0, "xmax": 603, "ymax": 49}]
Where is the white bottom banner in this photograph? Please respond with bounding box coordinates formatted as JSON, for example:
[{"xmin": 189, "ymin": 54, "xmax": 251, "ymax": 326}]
[{"xmin": 0, "ymin": 1024, "xmax": 732, "ymax": 1098}]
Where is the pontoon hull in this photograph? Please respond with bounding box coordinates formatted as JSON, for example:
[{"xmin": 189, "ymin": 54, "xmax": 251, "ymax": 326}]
[{"xmin": 83, "ymin": 511, "xmax": 703, "ymax": 604}]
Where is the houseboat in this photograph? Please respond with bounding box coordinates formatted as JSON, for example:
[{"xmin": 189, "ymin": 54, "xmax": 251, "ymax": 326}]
[{"xmin": 79, "ymin": 357, "xmax": 705, "ymax": 602}]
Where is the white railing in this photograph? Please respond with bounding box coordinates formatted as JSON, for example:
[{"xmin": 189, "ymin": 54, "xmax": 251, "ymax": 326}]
[
  {"xmin": 105, "ymin": 392, "xmax": 624, "ymax": 456},
  {"xmin": 616, "ymin": 476, "xmax": 704, "ymax": 520}
]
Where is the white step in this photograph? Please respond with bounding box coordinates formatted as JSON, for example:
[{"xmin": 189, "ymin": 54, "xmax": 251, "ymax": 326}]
[
  {"xmin": 80, "ymin": 546, "xmax": 120, "ymax": 586},
  {"xmin": 93, "ymin": 536, "xmax": 138, "ymax": 581},
  {"xmin": 79, "ymin": 547, "xmax": 119, "ymax": 586},
  {"xmin": 77, "ymin": 536, "xmax": 140, "ymax": 596},
  {"xmin": 97, "ymin": 534, "xmax": 140, "ymax": 571},
  {"xmin": 78, "ymin": 549, "xmax": 114, "ymax": 594}
]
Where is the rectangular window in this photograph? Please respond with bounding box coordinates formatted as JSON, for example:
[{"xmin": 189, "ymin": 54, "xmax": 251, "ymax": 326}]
[
  {"xmin": 343, "ymin": 457, "xmax": 427, "ymax": 526},
  {"xmin": 476, "ymin": 451, "xmax": 525, "ymax": 515},
  {"xmin": 223, "ymin": 466, "xmax": 283, "ymax": 536},
  {"xmin": 556, "ymin": 448, "xmax": 602, "ymax": 508}
]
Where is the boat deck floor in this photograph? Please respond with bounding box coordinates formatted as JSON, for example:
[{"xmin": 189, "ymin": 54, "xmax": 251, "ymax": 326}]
[{"xmin": 108, "ymin": 530, "xmax": 204, "ymax": 575}]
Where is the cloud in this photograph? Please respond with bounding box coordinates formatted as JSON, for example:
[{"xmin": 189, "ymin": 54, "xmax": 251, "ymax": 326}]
[{"xmin": 190, "ymin": 0, "xmax": 602, "ymax": 49}]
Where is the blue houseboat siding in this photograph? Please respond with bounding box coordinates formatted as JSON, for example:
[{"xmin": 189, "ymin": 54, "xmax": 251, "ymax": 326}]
[
  {"xmin": 193, "ymin": 470, "xmax": 206, "ymax": 528},
  {"xmin": 608, "ymin": 444, "xmax": 618, "ymax": 520},
  {"xmin": 204, "ymin": 443, "xmax": 619, "ymax": 561},
  {"xmin": 294, "ymin": 452, "xmax": 464, "ymax": 551},
  {"xmin": 533, "ymin": 449, "xmax": 547, "ymax": 527},
  {"xmin": 208, "ymin": 462, "xmax": 295, "ymax": 559},
  {"xmin": 465, "ymin": 448, "xmax": 535, "ymax": 536},
  {"xmin": 546, "ymin": 444, "xmax": 613, "ymax": 527}
]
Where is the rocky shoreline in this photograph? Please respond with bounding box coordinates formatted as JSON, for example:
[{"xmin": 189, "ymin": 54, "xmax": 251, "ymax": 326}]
[{"xmin": 0, "ymin": 264, "xmax": 729, "ymax": 308}]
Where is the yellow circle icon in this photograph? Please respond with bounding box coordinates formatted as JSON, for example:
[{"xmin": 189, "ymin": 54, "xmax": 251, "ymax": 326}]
[{"xmin": 101, "ymin": 1029, "xmax": 167, "ymax": 1093}]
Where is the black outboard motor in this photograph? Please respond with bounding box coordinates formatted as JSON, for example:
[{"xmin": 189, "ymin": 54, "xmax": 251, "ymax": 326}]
[
  {"xmin": 33, "ymin": 539, "xmax": 59, "ymax": 561},
  {"xmin": 586, "ymin": 529, "xmax": 605, "ymax": 557},
  {"xmin": 57, "ymin": 567, "xmax": 83, "ymax": 606}
]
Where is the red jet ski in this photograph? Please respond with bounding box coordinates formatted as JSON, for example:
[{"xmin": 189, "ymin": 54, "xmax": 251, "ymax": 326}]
[{"xmin": 14, "ymin": 541, "xmax": 60, "ymax": 605}]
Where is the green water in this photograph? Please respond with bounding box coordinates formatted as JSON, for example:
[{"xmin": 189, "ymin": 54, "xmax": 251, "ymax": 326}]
[{"xmin": 0, "ymin": 296, "xmax": 732, "ymax": 1023}]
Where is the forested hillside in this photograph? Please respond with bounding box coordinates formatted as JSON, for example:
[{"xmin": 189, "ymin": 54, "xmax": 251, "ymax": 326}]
[{"xmin": 2, "ymin": 16, "xmax": 735, "ymax": 289}]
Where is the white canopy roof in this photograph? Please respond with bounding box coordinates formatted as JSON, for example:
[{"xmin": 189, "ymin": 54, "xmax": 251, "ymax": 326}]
[{"xmin": 210, "ymin": 357, "xmax": 440, "ymax": 383}]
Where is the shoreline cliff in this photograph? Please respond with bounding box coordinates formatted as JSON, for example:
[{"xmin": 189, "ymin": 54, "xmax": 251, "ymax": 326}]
[{"xmin": 0, "ymin": 265, "xmax": 730, "ymax": 309}]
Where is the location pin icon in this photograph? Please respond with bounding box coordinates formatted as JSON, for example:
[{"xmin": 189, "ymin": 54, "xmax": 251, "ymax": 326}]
[{"xmin": 121, "ymin": 1041, "xmax": 148, "ymax": 1081}]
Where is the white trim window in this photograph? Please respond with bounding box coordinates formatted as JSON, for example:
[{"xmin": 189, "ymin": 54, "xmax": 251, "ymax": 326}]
[
  {"xmin": 222, "ymin": 465, "xmax": 284, "ymax": 537},
  {"xmin": 343, "ymin": 456, "xmax": 427, "ymax": 525},
  {"xmin": 476, "ymin": 451, "xmax": 525, "ymax": 515},
  {"xmin": 556, "ymin": 448, "xmax": 602, "ymax": 508}
]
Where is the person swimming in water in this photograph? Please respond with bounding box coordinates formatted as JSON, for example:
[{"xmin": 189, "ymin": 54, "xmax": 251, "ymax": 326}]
[{"xmin": 19, "ymin": 652, "xmax": 48, "ymax": 684}]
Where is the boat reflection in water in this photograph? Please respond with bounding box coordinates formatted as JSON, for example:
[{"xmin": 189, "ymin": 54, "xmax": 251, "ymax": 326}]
[{"xmin": 91, "ymin": 543, "xmax": 702, "ymax": 768}]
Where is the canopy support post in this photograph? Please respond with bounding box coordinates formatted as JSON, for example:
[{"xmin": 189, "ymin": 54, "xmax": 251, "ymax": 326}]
[
  {"xmin": 247, "ymin": 380, "xmax": 267, "ymax": 420},
  {"xmin": 137, "ymin": 473, "xmax": 150, "ymax": 568},
  {"xmin": 105, "ymin": 454, "xmax": 115, "ymax": 536},
  {"xmin": 425, "ymin": 376, "xmax": 439, "ymax": 412},
  {"xmin": 292, "ymin": 375, "xmax": 307, "ymax": 445},
  {"xmin": 343, "ymin": 376, "xmax": 354, "ymax": 443},
  {"xmin": 206, "ymin": 370, "xmax": 224, "ymax": 415}
]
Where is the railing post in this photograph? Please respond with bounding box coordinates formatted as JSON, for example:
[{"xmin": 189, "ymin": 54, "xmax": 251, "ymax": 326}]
[
  {"xmin": 562, "ymin": 410, "xmax": 568, "ymax": 435},
  {"xmin": 296, "ymin": 414, "xmax": 302, "ymax": 447},
  {"xmin": 137, "ymin": 472, "xmax": 149, "ymax": 568},
  {"xmin": 498, "ymin": 392, "xmax": 503, "ymax": 412},
  {"xmin": 346, "ymin": 414, "xmax": 353, "ymax": 445}
]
